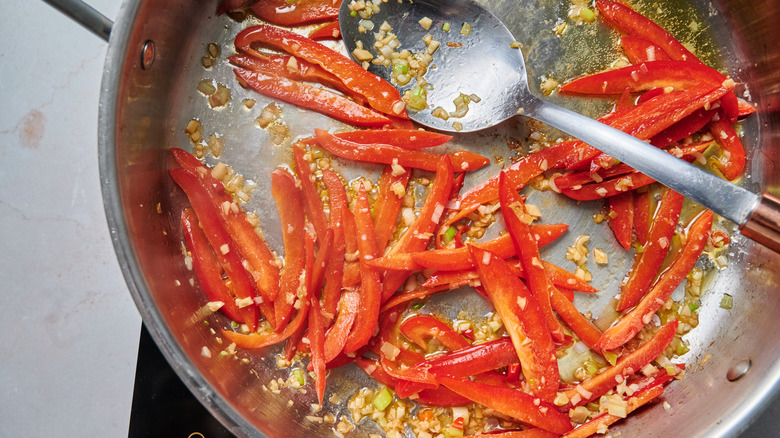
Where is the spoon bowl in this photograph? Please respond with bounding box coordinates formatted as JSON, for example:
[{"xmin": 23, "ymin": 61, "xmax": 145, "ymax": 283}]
[{"xmin": 338, "ymin": 0, "xmax": 780, "ymax": 252}]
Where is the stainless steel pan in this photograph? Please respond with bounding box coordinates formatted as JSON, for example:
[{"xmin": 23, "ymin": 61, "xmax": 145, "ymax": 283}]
[{"xmin": 51, "ymin": 0, "xmax": 780, "ymax": 436}]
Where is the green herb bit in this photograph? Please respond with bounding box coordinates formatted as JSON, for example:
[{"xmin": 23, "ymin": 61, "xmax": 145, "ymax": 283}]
[
  {"xmin": 603, "ymin": 350, "xmax": 618, "ymax": 367},
  {"xmin": 412, "ymin": 300, "xmax": 425, "ymax": 311},
  {"xmin": 292, "ymin": 369, "xmax": 305, "ymax": 385},
  {"xmin": 443, "ymin": 226, "xmax": 457, "ymax": 244},
  {"xmin": 460, "ymin": 22, "xmax": 472, "ymax": 36},
  {"xmin": 442, "ymin": 22, "xmax": 451, "ymax": 32},
  {"xmin": 675, "ymin": 341, "xmax": 690, "ymax": 356},
  {"xmin": 720, "ymin": 293, "xmax": 733, "ymax": 310},
  {"xmin": 689, "ymin": 303, "xmax": 699, "ymax": 311},
  {"xmin": 350, "ymin": 10, "xmax": 357, "ymax": 17},
  {"xmin": 580, "ymin": 6, "xmax": 596, "ymax": 22},
  {"xmin": 373, "ymin": 387, "xmax": 393, "ymax": 411}
]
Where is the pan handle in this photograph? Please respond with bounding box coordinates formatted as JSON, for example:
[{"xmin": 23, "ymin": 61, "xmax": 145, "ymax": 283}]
[
  {"xmin": 42, "ymin": 0, "xmax": 113, "ymax": 42},
  {"xmin": 741, "ymin": 192, "xmax": 780, "ymax": 253}
]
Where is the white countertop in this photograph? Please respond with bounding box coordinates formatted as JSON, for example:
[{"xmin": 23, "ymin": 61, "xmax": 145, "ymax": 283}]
[{"xmin": 0, "ymin": 1, "xmax": 141, "ymax": 436}]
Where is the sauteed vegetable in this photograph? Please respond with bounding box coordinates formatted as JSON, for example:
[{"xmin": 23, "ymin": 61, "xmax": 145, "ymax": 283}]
[{"xmin": 172, "ymin": 0, "xmax": 755, "ymax": 436}]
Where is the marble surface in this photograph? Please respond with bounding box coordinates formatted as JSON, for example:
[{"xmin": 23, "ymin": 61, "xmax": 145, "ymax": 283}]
[{"xmin": 0, "ymin": 1, "xmax": 141, "ymax": 436}]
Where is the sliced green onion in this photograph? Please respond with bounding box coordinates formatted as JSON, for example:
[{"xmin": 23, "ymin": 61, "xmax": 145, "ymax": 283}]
[
  {"xmin": 373, "ymin": 387, "xmax": 393, "ymax": 411},
  {"xmin": 293, "ymin": 369, "xmax": 305, "ymax": 385},
  {"xmin": 689, "ymin": 303, "xmax": 699, "ymax": 311},
  {"xmin": 720, "ymin": 294, "xmax": 733, "ymax": 310},
  {"xmin": 585, "ymin": 361, "xmax": 599, "ymax": 375},
  {"xmin": 580, "ymin": 6, "xmax": 596, "ymax": 22},
  {"xmin": 603, "ymin": 350, "xmax": 618, "ymax": 367},
  {"xmin": 443, "ymin": 226, "xmax": 457, "ymax": 244},
  {"xmin": 411, "ymin": 301, "xmax": 425, "ymax": 311},
  {"xmin": 442, "ymin": 22, "xmax": 451, "ymax": 32},
  {"xmin": 231, "ymin": 321, "xmax": 239, "ymax": 328},
  {"xmin": 675, "ymin": 341, "xmax": 690, "ymax": 356}
]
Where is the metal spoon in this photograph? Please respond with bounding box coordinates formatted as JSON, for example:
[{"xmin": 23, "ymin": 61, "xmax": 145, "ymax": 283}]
[{"xmin": 339, "ymin": 0, "xmax": 780, "ymax": 252}]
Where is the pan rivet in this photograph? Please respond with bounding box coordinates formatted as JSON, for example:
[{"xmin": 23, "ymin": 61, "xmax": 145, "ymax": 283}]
[
  {"xmin": 727, "ymin": 358, "xmax": 752, "ymax": 382},
  {"xmin": 141, "ymin": 40, "xmax": 155, "ymax": 70}
]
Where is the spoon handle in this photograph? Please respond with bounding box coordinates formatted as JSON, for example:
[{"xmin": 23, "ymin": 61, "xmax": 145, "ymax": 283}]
[{"xmin": 520, "ymin": 97, "xmax": 779, "ymax": 252}]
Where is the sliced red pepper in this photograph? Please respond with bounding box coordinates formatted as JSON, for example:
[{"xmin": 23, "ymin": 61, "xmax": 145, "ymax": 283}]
[
  {"xmin": 308, "ymin": 294, "xmax": 327, "ymax": 405},
  {"xmin": 320, "ymin": 168, "xmax": 347, "ymax": 320},
  {"xmin": 650, "ymin": 108, "xmax": 717, "ymax": 147},
  {"xmin": 380, "ymin": 156, "xmax": 454, "ymax": 301},
  {"xmin": 171, "ymin": 148, "xmax": 280, "ymax": 305},
  {"xmin": 710, "ymin": 110, "xmax": 746, "ymax": 180},
  {"xmin": 400, "ymin": 315, "xmax": 470, "ymax": 351},
  {"xmin": 343, "ymin": 183, "xmax": 382, "ymax": 353},
  {"xmin": 565, "ymin": 319, "xmax": 678, "ymax": 407},
  {"xmin": 308, "ymin": 21, "xmax": 341, "ymax": 40},
  {"xmin": 596, "ymin": 0, "xmax": 703, "ymax": 65},
  {"xmin": 293, "ymin": 145, "xmax": 329, "ymax": 243},
  {"xmin": 470, "ymin": 246, "xmax": 559, "ymax": 402},
  {"xmin": 235, "ymin": 69, "xmax": 391, "ymax": 128},
  {"xmin": 181, "ymin": 209, "xmax": 246, "ymax": 324},
  {"xmin": 633, "ymin": 189, "xmax": 651, "ymax": 245},
  {"xmin": 229, "ymin": 54, "xmax": 360, "ymax": 103},
  {"xmin": 550, "ymin": 287, "xmax": 602, "ymax": 350},
  {"xmin": 499, "ymin": 173, "xmax": 566, "ymax": 342},
  {"xmin": 378, "ymin": 285, "xmax": 451, "ymax": 313},
  {"xmin": 271, "ymin": 169, "xmax": 307, "ymax": 330},
  {"xmin": 222, "ymin": 301, "xmax": 312, "ymax": 349},
  {"xmin": 323, "ymin": 288, "xmax": 360, "ymax": 362},
  {"xmin": 373, "ymin": 164, "xmax": 410, "ymax": 252},
  {"xmin": 283, "ymin": 232, "xmax": 316, "ymax": 361},
  {"xmin": 314, "ymin": 128, "xmax": 488, "ymax": 173},
  {"xmin": 563, "ymin": 381, "xmax": 666, "ymax": 438},
  {"xmin": 737, "ymin": 98, "xmax": 757, "ymax": 118},
  {"xmin": 405, "ymin": 224, "xmax": 569, "ymax": 272},
  {"xmin": 250, "ymin": 1, "xmax": 339, "ymax": 27},
  {"xmin": 620, "ymin": 35, "xmax": 672, "ymax": 64},
  {"xmin": 561, "ymin": 172, "xmax": 655, "ymax": 201},
  {"xmin": 333, "ymin": 129, "xmax": 452, "ymax": 150},
  {"xmin": 608, "ymin": 191, "xmax": 634, "ymax": 250},
  {"xmin": 617, "ymin": 189, "xmax": 683, "ymax": 311},
  {"xmin": 235, "ymin": 25, "xmax": 407, "ymax": 118},
  {"xmin": 438, "ymin": 377, "xmax": 572, "ymax": 435},
  {"xmin": 476, "ymin": 430, "xmax": 560, "ymax": 438},
  {"xmin": 560, "ymin": 60, "xmax": 724, "ymax": 95},
  {"xmin": 171, "ymin": 168, "xmax": 261, "ymax": 331},
  {"xmin": 599, "ymin": 211, "xmax": 712, "ymax": 350}
]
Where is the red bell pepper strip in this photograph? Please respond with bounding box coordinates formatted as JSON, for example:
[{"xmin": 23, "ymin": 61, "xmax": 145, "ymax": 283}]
[
  {"xmin": 171, "ymin": 148, "xmax": 280, "ymax": 305},
  {"xmin": 343, "ymin": 183, "xmax": 383, "ymax": 353},
  {"xmin": 293, "ymin": 145, "xmax": 329, "ymax": 243},
  {"xmin": 229, "ymin": 54, "xmax": 361, "ymax": 103},
  {"xmin": 308, "ymin": 294, "xmax": 327, "ymax": 405},
  {"xmin": 438, "ymin": 377, "xmax": 572, "ymax": 435},
  {"xmin": 565, "ymin": 319, "xmax": 678, "ymax": 407},
  {"xmin": 378, "ymin": 285, "xmax": 451, "ymax": 313},
  {"xmin": 283, "ymin": 232, "xmax": 316, "ymax": 361},
  {"xmin": 380, "ymin": 156, "xmax": 455, "ymax": 301},
  {"xmin": 737, "ymin": 99, "xmax": 757, "ymax": 118},
  {"xmin": 710, "ymin": 110, "xmax": 746, "ymax": 180},
  {"xmin": 250, "ymin": 0, "xmax": 339, "ymax": 27},
  {"xmin": 422, "ymin": 258, "xmax": 598, "ymax": 294},
  {"xmin": 171, "ymin": 168, "xmax": 262, "ymax": 331},
  {"xmin": 314, "ymin": 129, "xmax": 489, "ymax": 173},
  {"xmin": 596, "ymin": 0, "xmax": 703, "ymax": 66},
  {"xmin": 599, "ymin": 211, "xmax": 712, "ymax": 350},
  {"xmin": 470, "ymin": 246, "xmax": 559, "ymax": 402},
  {"xmin": 180, "ymin": 209, "xmax": 246, "ymax": 324},
  {"xmin": 560, "ymin": 61, "xmax": 726, "ymax": 96},
  {"xmin": 235, "ymin": 25, "xmax": 407, "ymax": 118},
  {"xmin": 405, "ymin": 224, "xmax": 569, "ymax": 272},
  {"xmin": 320, "ymin": 168, "xmax": 347, "ymax": 320},
  {"xmin": 222, "ymin": 300, "xmax": 312, "ymax": 348},
  {"xmin": 235, "ymin": 69, "xmax": 391, "ymax": 128},
  {"xmin": 620, "ymin": 35, "xmax": 672, "ymax": 64},
  {"xmin": 373, "ymin": 164, "xmax": 410, "ymax": 252},
  {"xmin": 447, "ymin": 141, "xmax": 576, "ymax": 224},
  {"xmin": 308, "ymin": 21, "xmax": 341, "ymax": 40},
  {"xmin": 271, "ymin": 169, "xmax": 307, "ymax": 330},
  {"xmin": 617, "ymin": 189, "xmax": 683, "ymax": 311},
  {"xmin": 649, "ymin": 108, "xmax": 716, "ymax": 147},
  {"xmin": 499, "ymin": 173, "xmax": 566, "ymax": 342},
  {"xmin": 400, "ymin": 315, "xmax": 470, "ymax": 351},
  {"xmin": 562, "ymin": 381, "xmax": 666, "ymax": 438},
  {"xmin": 633, "ymin": 189, "xmax": 651, "ymax": 245},
  {"xmin": 561, "ymin": 172, "xmax": 655, "ymax": 201},
  {"xmin": 334, "ymin": 129, "xmax": 452, "ymax": 150},
  {"xmin": 549, "ymin": 287, "xmax": 602, "ymax": 350},
  {"xmin": 474, "ymin": 430, "xmax": 560, "ymax": 438},
  {"xmin": 608, "ymin": 191, "xmax": 634, "ymax": 250},
  {"xmin": 323, "ymin": 288, "xmax": 360, "ymax": 362}
]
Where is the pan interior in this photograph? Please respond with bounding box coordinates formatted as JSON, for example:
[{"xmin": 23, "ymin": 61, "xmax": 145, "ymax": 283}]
[{"xmin": 99, "ymin": 0, "xmax": 780, "ymax": 437}]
